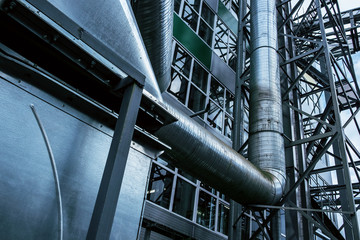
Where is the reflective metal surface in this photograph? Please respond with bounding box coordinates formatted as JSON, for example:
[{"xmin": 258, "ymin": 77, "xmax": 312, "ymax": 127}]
[
  {"xmin": 155, "ymin": 102, "xmax": 277, "ymax": 204},
  {"xmin": 0, "ymin": 74, "xmax": 150, "ymax": 239},
  {"xmin": 27, "ymin": 0, "xmax": 162, "ymax": 100},
  {"xmin": 133, "ymin": 0, "xmax": 173, "ymax": 93},
  {"xmin": 248, "ymin": 0, "xmax": 286, "ymax": 202}
]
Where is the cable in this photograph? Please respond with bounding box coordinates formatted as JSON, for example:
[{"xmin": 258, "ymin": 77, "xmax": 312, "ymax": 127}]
[{"xmin": 30, "ymin": 104, "xmax": 63, "ymax": 240}]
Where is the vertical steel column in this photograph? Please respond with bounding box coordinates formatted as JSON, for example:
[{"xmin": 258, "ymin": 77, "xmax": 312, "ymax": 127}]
[
  {"xmin": 314, "ymin": 0, "xmax": 360, "ymax": 239},
  {"xmin": 229, "ymin": 0, "xmax": 248, "ymax": 239},
  {"xmin": 277, "ymin": 0, "xmax": 312, "ymax": 238},
  {"xmin": 86, "ymin": 79, "xmax": 143, "ymax": 240}
]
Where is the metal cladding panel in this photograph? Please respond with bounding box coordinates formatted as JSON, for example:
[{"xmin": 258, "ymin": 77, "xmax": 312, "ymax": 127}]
[
  {"xmin": 25, "ymin": 0, "xmax": 162, "ymax": 100},
  {"xmin": 173, "ymin": 13, "xmax": 212, "ymax": 69},
  {"xmin": 0, "ymin": 74, "xmax": 150, "ymax": 239},
  {"xmin": 211, "ymin": 51, "xmax": 235, "ymax": 94},
  {"xmin": 217, "ymin": 0, "xmax": 237, "ymax": 34},
  {"xmin": 111, "ymin": 148, "xmax": 152, "ymax": 239},
  {"xmin": 144, "ymin": 201, "xmax": 227, "ymax": 240},
  {"xmin": 204, "ymin": 0, "xmax": 218, "ymax": 12}
]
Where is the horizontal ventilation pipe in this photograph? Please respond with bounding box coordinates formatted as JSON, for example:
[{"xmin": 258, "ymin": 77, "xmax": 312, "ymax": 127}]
[
  {"xmin": 132, "ymin": 0, "xmax": 173, "ymax": 93},
  {"xmin": 154, "ymin": 103, "xmax": 280, "ymax": 204}
]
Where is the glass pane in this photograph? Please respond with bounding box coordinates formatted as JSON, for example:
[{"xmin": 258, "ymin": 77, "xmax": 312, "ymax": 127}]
[
  {"xmin": 215, "ymin": 20, "xmax": 228, "ymax": 44},
  {"xmin": 220, "ymin": 193, "xmax": 230, "ymax": 202},
  {"xmin": 182, "ymin": 3, "xmax": 199, "ymax": 31},
  {"xmin": 218, "ymin": 202, "xmax": 230, "ymax": 235},
  {"xmin": 207, "ymin": 101, "xmax": 223, "ymax": 133},
  {"xmin": 226, "ymin": 91, "xmax": 234, "ymax": 115},
  {"xmin": 225, "ymin": 114, "xmax": 233, "ymax": 139},
  {"xmin": 228, "ymin": 50, "xmax": 237, "ymax": 71},
  {"xmin": 230, "ymin": 0, "xmax": 239, "ymax": 19},
  {"xmin": 199, "ymin": 20, "xmax": 213, "ymax": 46},
  {"xmin": 187, "ymin": 0, "xmax": 201, "ymax": 12},
  {"xmin": 200, "ymin": 182, "xmax": 216, "ymax": 195},
  {"xmin": 173, "ymin": 178, "xmax": 196, "ymax": 220},
  {"xmin": 221, "ymin": 0, "xmax": 231, "ymax": 8},
  {"xmin": 178, "ymin": 168, "xmax": 197, "ymax": 183},
  {"xmin": 210, "ymin": 79, "xmax": 225, "ymax": 107},
  {"xmin": 173, "ymin": 45, "xmax": 192, "ymax": 78},
  {"xmin": 192, "ymin": 62, "xmax": 208, "ymax": 92},
  {"xmin": 147, "ymin": 164, "xmax": 174, "ymax": 209},
  {"xmin": 214, "ymin": 37, "xmax": 228, "ymax": 62},
  {"xmin": 229, "ymin": 33, "xmax": 237, "ymax": 53},
  {"xmin": 156, "ymin": 156, "xmax": 175, "ymax": 170},
  {"xmin": 197, "ymin": 191, "xmax": 216, "ymax": 230},
  {"xmin": 168, "ymin": 68, "xmax": 188, "ymax": 104},
  {"xmin": 174, "ymin": 0, "xmax": 181, "ymax": 14},
  {"xmin": 188, "ymin": 85, "xmax": 206, "ymax": 114},
  {"xmin": 201, "ymin": 3, "xmax": 215, "ymax": 27}
]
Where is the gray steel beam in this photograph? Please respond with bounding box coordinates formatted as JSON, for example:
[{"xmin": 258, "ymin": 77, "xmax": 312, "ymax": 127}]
[
  {"xmin": 86, "ymin": 81, "xmax": 143, "ymax": 240},
  {"xmin": 315, "ymin": 0, "xmax": 360, "ymax": 238},
  {"xmin": 230, "ymin": 0, "xmax": 247, "ymax": 238}
]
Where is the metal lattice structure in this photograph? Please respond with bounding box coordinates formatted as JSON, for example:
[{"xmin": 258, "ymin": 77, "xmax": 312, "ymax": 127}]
[{"xmin": 234, "ymin": 0, "xmax": 360, "ymax": 239}]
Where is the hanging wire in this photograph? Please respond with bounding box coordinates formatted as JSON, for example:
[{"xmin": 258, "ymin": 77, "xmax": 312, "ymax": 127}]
[{"xmin": 30, "ymin": 104, "xmax": 63, "ymax": 240}]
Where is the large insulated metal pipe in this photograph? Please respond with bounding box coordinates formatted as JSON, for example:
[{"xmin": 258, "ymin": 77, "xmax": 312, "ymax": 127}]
[
  {"xmin": 155, "ymin": 102, "xmax": 281, "ymax": 204},
  {"xmin": 132, "ymin": 0, "xmax": 173, "ymax": 93},
  {"xmin": 248, "ymin": 0, "xmax": 286, "ymax": 201}
]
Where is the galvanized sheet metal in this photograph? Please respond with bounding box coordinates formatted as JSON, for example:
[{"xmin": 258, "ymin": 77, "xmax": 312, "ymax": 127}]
[
  {"xmin": 133, "ymin": 0, "xmax": 173, "ymax": 92},
  {"xmin": 248, "ymin": 0, "xmax": 286, "ymax": 202},
  {"xmin": 27, "ymin": 0, "xmax": 162, "ymax": 100}
]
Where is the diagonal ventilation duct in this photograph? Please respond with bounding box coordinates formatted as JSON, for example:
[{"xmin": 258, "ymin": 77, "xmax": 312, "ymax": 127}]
[
  {"xmin": 132, "ymin": 0, "xmax": 173, "ymax": 93},
  {"xmin": 26, "ymin": 0, "xmax": 285, "ymax": 205}
]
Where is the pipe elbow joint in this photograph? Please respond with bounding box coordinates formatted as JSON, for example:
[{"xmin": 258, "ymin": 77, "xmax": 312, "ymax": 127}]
[{"xmin": 268, "ymin": 169, "xmax": 286, "ymax": 205}]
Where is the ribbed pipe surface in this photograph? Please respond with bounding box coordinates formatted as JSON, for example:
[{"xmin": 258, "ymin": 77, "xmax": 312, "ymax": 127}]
[
  {"xmin": 155, "ymin": 103, "xmax": 278, "ymax": 204},
  {"xmin": 248, "ymin": 0, "xmax": 286, "ymax": 201},
  {"xmin": 133, "ymin": 0, "xmax": 173, "ymax": 92}
]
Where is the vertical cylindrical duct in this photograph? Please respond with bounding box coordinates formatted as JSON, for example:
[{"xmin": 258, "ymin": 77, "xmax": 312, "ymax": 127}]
[
  {"xmin": 132, "ymin": 0, "xmax": 173, "ymax": 93},
  {"xmin": 248, "ymin": 0, "xmax": 286, "ymax": 202}
]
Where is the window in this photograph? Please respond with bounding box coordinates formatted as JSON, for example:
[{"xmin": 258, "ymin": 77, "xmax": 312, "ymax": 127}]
[
  {"xmin": 218, "ymin": 202, "xmax": 229, "ymax": 235},
  {"xmin": 220, "ymin": 0, "xmax": 239, "ymax": 19},
  {"xmin": 174, "ymin": 0, "xmax": 182, "ymax": 14},
  {"xmin": 214, "ymin": 19, "xmax": 237, "ymax": 71},
  {"xmin": 147, "ymin": 164, "xmax": 174, "ymax": 209},
  {"xmin": 169, "ymin": 69, "xmax": 188, "ymax": 104},
  {"xmin": 169, "ymin": 44, "xmax": 209, "ymax": 115},
  {"xmin": 197, "ymin": 191, "xmax": 216, "ymax": 230},
  {"xmin": 173, "ymin": 178, "xmax": 196, "ymax": 220},
  {"xmin": 188, "ymin": 85, "xmax": 206, "ymax": 113},
  {"xmin": 147, "ymin": 157, "xmax": 230, "ymax": 236},
  {"xmin": 169, "ymin": 44, "xmax": 234, "ymax": 139},
  {"xmin": 207, "ymin": 78, "xmax": 234, "ymax": 138},
  {"xmin": 178, "ymin": 0, "xmax": 215, "ymax": 47}
]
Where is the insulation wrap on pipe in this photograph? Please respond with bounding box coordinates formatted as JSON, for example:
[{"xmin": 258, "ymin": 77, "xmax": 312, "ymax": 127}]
[
  {"xmin": 248, "ymin": 0, "xmax": 286, "ymax": 203},
  {"xmin": 132, "ymin": 0, "xmax": 173, "ymax": 93}
]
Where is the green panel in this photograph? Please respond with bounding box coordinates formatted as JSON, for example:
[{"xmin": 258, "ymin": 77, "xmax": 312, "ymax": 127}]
[
  {"xmin": 173, "ymin": 13, "xmax": 212, "ymax": 69},
  {"xmin": 217, "ymin": 1, "xmax": 238, "ymax": 34}
]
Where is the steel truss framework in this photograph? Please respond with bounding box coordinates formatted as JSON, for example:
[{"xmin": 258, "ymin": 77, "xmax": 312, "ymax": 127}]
[{"xmin": 233, "ymin": 0, "xmax": 360, "ymax": 239}]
